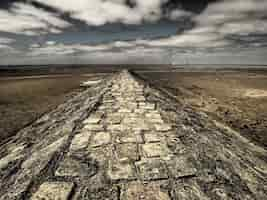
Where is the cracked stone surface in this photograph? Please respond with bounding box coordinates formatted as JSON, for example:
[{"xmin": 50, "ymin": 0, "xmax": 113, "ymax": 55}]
[{"xmin": 0, "ymin": 70, "xmax": 267, "ymax": 199}]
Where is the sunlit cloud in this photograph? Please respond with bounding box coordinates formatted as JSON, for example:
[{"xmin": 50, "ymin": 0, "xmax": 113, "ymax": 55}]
[
  {"xmin": 0, "ymin": 3, "xmax": 71, "ymax": 35},
  {"xmin": 33, "ymin": 0, "xmax": 191, "ymax": 26}
]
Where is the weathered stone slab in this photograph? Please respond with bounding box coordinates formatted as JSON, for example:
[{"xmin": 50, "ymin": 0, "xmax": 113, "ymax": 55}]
[
  {"xmin": 154, "ymin": 124, "xmax": 172, "ymax": 132},
  {"xmin": 132, "ymin": 122, "xmax": 150, "ymax": 131},
  {"xmin": 172, "ymin": 180, "xmax": 210, "ymax": 200},
  {"xmin": 22, "ymin": 136, "xmax": 68, "ymax": 170},
  {"xmin": 106, "ymin": 114, "xmax": 122, "ymax": 124},
  {"xmin": 83, "ymin": 115, "xmax": 102, "ymax": 124},
  {"xmin": 84, "ymin": 124, "xmax": 104, "ymax": 131},
  {"xmin": 121, "ymin": 182, "xmax": 171, "ymax": 200},
  {"xmin": 136, "ymin": 158, "xmax": 169, "ymax": 181},
  {"xmin": 0, "ymin": 149, "xmax": 24, "ymax": 170},
  {"xmin": 69, "ymin": 131, "xmax": 91, "ymax": 153},
  {"xmin": 118, "ymin": 132, "xmax": 144, "ymax": 144},
  {"xmin": 89, "ymin": 147, "xmax": 110, "ymax": 167},
  {"xmin": 31, "ymin": 182, "xmax": 74, "ymax": 200},
  {"xmin": 90, "ymin": 132, "xmax": 111, "ymax": 147},
  {"xmin": 139, "ymin": 102, "xmax": 155, "ymax": 110},
  {"xmin": 107, "ymin": 161, "xmax": 137, "ymax": 181},
  {"xmin": 107, "ymin": 124, "xmax": 126, "ymax": 131},
  {"xmin": 76, "ymin": 186, "xmax": 119, "ymax": 200},
  {"xmin": 166, "ymin": 155, "xmax": 197, "ymax": 179},
  {"xmin": 55, "ymin": 157, "xmax": 96, "ymax": 177},
  {"xmin": 118, "ymin": 108, "xmax": 132, "ymax": 113},
  {"xmin": 144, "ymin": 133, "xmax": 164, "ymax": 143},
  {"xmin": 115, "ymin": 143, "xmax": 140, "ymax": 162},
  {"xmin": 142, "ymin": 143, "xmax": 171, "ymax": 158},
  {"xmin": 134, "ymin": 108, "xmax": 146, "ymax": 114}
]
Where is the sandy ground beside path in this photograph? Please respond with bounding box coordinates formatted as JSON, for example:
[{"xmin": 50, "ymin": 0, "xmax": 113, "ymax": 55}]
[
  {"xmin": 1, "ymin": 69, "xmax": 267, "ymax": 149},
  {"xmin": 141, "ymin": 70, "xmax": 267, "ymax": 148},
  {"xmin": 0, "ymin": 74, "xmax": 106, "ymax": 142}
]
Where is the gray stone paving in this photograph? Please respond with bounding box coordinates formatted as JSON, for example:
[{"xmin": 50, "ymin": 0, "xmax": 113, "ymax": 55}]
[{"xmin": 0, "ymin": 70, "xmax": 266, "ymax": 200}]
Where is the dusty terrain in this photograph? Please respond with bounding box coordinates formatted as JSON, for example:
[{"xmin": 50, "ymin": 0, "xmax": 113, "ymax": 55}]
[
  {"xmin": 1, "ymin": 69, "xmax": 267, "ymax": 149},
  {"xmin": 0, "ymin": 74, "xmax": 105, "ymax": 142},
  {"xmin": 0, "ymin": 70, "xmax": 266, "ymax": 200},
  {"xmin": 141, "ymin": 70, "xmax": 267, "ymax": 148}
]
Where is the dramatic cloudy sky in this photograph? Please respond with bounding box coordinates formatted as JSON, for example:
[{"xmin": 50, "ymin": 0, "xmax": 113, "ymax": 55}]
[{"xmin": 0, "ymin": 0, "xmax": 267, "ymax": 65}]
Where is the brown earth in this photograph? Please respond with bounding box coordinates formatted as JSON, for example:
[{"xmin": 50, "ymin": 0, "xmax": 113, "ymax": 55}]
[
  {"xmin": 0, "ymin": 74, "xmax": 106, "ymax": 142},
  {"xmin": 1, "ymin": 70, "xmax": 267, "ymax": 149},
  {"xmin": 141, "ymin": 70, "xmax": 267, "ymax": 148}
]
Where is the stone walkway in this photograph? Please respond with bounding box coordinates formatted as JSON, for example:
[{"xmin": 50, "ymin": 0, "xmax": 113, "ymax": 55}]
[{"xmin": 0, "ymin": 70, "xmax": 266, "ymax": 200}]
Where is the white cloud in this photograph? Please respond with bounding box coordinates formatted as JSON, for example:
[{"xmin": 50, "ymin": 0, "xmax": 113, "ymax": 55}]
[
  {"xmin": 28, "ymin": 42, "xmax": 114, "ymax": 56},
  {"xmin": 33, "ymin": 0, "xmax": 190, "ymax": 26},
  {"xmin": 0, "ymin": 37, "xmax": 15, "ymax": 44},
  {"xmin": 0, "ymin": 3, "xmax": 71, "ymax": 35}
]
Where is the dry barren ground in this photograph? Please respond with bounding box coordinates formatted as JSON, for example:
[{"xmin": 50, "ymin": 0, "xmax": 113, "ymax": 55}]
[
  {"xmin": 141, "ymin": 70, "xmax": 267, "ymax": 148},
  {"xmin": 1, "ymin": 70, "xmax": 267, "ymax": 149},
  {"xmin": 0, "ymin": 74, "xmax": 105, "ymax": 141}
]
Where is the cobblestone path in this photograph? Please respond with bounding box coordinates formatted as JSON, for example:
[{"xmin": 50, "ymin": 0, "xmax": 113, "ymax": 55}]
[{"xmin": 0, "ymin": 70, "xmax": 266, "ymax": 200}]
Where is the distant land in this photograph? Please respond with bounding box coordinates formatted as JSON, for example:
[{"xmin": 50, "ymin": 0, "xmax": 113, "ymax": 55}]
[{"xmin": 1, "ymin": 64, "xmax": 267, "ymax": 76}]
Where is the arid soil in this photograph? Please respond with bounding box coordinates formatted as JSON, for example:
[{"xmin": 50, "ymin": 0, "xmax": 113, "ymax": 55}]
[
  {"xmin": 0, "ymin": 70, "xmax": 266, "ymax": 199},
  {"xmin": 0, "ymin": 74, "xmax": 105, "ymax": 142},
  {"xmin": 1, "ymin": 70, "xmax": 267, "ymax": 149},
  {"xmin": 141, "ymin": 70, "xmax": 267, "ymax": 148}
]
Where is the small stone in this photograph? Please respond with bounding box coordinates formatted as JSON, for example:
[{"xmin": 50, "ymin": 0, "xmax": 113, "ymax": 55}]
[
  {"xmin": 69, "ymin": 132, "xmax": 91, "ymax": 153},
  {"xmin": 142, "ymin": 143, "xmax": 171, "ymax": 158},
  {"xmin": 106, "ymin": 114, "xmax": 122, "ymax": 124},
  {"xmin": 134, "ymin": 109, "xmax": 146, "ymax": 114},
  {"xmin": 83, "ymin": 116, "xmax": 101, "ymax": 124},
  {"xmin": 115, "ymin": 143, "xmax": 140, "ymax": 162},
  {"xmin": 139, "ymin": 103, "xmax": 155, "ymax": 110},
  {"xmin": 55, "ymin": 157, "xmax": 96, "ymax": 177},
  {"xmin": 144, "ymin": 133, "xmax": 163, "ymax": 143},
  {"xmin": 119, "ymin": 133, "xmax": 144, "ymax": 144},
  {"xmin": 107, "ymin": 124, "xmax": 127, "ymax": 131},
  {"xmin": 91, "ymin": 132, "xmax": 111, "ymax": 147},
  {"xmin": 132, "ymin": 122, "xmax": 150, "ymax": 131},
  {"xmin": 107, "ymin": 161, "xmax": 137, "ymax": 181},
  {"xmin": 89, "ymin": 147, "xmax": 111, "ymax": 167},
  {"xmin": 84, "ymin": 124, "xmax": 104, "ymax": 131},
  {"xmin": 118, "ymin": 108, "xmax": 132, "ymax": 113},
  {"xmin": 136, "ymin": 158, "xmax": 169, "ymax": 181},
  {"xmin": 154, "ymin": 124, "xmax": 172, "ymax": 132},
  {"xmin": 166, "ymin": 155, "xmax": 197, "ymax": 179},
  {"xmin": 121, "ymin": 182, "xmax": 171, "ymax": 200},
  {"xmin": 31, "ymin": 182, "xmax": 74, "ymax": 200}
]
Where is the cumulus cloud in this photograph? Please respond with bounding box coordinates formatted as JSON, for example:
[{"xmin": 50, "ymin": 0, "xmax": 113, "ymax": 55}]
[
  {"xmin": 195, "ymin": 0, "xmax": 267, "ymax": 34},
  {"xmin": 0, "ymin": 37, "xmax": 15, "ymax": 44},
  {"xmin": 33, "ymin": 0, "xmax": 190, "ymax": 26},
  {"xmin": 0, "ymin": 3, "xmax": 71, "ymax": 35},
  {"xmin": 141, "ymin": 0, "xmax": 267, "ymax": 48},
  {"xmin": 28, "ymin": 42, "xmax": 114, "ymax": 56}
]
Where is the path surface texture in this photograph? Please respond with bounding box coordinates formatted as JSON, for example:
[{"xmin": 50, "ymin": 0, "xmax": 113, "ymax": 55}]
[{"xmin": 0, "ymin": 70, "xmax": 267, "ymax": 200}]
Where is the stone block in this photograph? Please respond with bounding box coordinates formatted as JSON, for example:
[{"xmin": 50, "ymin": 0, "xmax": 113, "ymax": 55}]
[
  {"xmin": 154, "ymin": 124, "xmax": 172, "ymax": 132},
  {"xmin": 55, "ymin": 157, "xmax": 96, "ymax": 177},
  {"xmin": 121, "ymin": 181, "xmax": 171, "ymax": 200},
  {"xmin": 107, "ymin": 161, "xmax": 137, "ymax": 182},
  {"xmin": 144, "ymin": 133, "xmax": 164, "ymax": 143},
  {"xmin": 166, "ymin": 155, "xmax": 197, "ymax": 179},
  {"xmin": 90, "ymin": 132, "xmax": 111, "ymax": 147},
  {"xmin": 136, "ymin": 158, "xmax": 169, "ymax": 181},
  {"xmin": 31, "ymin": 182, "xmax": 74, "ymax": 200},
  {"xmin": 142, "ymin": 143, "xmax": 171, "ymax": 158},
  {"xmin": 84, "ymin": 124, "xmax": 104, "ymax": 131},
  {"xmin": 69, "ymin": 132, "xmax": 91, "ymax": 153},
  {"xmin": 115, "ymin": 143, "xmax": 140, "ymax": 162},
  {"xmin": 119, "ymin": 133, "xmax": 144, "ymax": 144}
]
